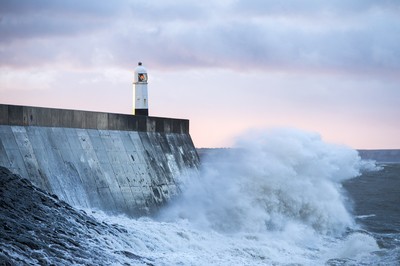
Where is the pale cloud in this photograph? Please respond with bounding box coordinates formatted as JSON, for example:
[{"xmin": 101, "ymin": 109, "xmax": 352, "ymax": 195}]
[{"xmin": 0, "ymin": 67, "xmax": 57, "ymax": 91}]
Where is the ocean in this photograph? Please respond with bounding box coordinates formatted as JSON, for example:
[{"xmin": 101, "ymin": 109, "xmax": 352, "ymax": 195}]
[
  {"xmin": 342, "ymin": 163, "xmax": 400, "ymax": 265},
  {"xmin": 1, "ymin": 128, "xmax": 399, "ymax": 265}
]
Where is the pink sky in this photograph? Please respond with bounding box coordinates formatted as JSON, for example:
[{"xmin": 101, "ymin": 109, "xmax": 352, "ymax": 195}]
[{"xmin": 1, "ymin": 1, "xmax": 399, "ymax": 149}]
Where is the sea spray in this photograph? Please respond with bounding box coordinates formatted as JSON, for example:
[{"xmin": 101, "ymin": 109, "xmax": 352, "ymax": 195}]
[
  {"xmin": 1, "ymin": 128, "xmax": 385, "ymax": 265},
  {"xmin": 160, "ymin": 128, "xmax": 365, "ymax": 235}
]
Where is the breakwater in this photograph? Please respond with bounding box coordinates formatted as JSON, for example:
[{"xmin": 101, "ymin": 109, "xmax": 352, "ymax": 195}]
[{"xmin": 0, "ymin": 104, "xmax": 199, "ymax": 216}]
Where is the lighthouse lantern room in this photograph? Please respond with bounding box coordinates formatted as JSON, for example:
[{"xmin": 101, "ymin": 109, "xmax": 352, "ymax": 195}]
[{"xmin": 133, "ymin": 62, "xmax": 149, "ymax": 116}]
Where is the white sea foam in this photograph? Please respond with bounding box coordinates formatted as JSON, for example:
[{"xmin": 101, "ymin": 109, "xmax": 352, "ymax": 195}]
[
  {"xmin": 87, "ymin": 128, "xmax": 381, "ymax": 265},
  {"xmin": 356, "ymin": 214, "xmax": 377, "ymax": 219},
  {"xmin": 333, "ymin": 233, "xmax": 379, "ymax": 259},
  {"xmin": 161, "ymin": 128, "xmax": 360, "ymax": 235}
]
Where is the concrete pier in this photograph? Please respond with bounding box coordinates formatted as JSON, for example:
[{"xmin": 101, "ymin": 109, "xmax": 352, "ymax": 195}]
[
  {"xmin": 0, "ymin": 104, "xmax": 199, "ymax": 216},
  {"xmin": 0, "ymin": 104, "xmax": 189, "ymax": 133}
]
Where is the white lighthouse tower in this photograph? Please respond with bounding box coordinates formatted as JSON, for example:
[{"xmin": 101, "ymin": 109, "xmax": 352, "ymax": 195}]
[{"xmin": 133, "ymin": 62, "xmax": 149, "ymax": 116}]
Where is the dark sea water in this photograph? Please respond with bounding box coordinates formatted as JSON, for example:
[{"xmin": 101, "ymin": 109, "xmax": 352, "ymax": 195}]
[
  {"xmin": 1, "ymin": 129, "xmax": 400, "ymax": 265},
  {"xmin": 343, "ymin": 163, "xmax": 400, "ymax": 265}
]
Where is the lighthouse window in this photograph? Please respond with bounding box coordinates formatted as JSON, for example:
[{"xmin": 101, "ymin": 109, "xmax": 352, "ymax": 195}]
[{"xmin": 138, "ymin": 73, "xmax": 147, "ymax": 82}]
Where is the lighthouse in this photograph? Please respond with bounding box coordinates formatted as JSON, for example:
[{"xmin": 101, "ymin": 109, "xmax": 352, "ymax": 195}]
[{"xmin": 133, "ymin": 62, "xmax": 149, "ymax": 116}]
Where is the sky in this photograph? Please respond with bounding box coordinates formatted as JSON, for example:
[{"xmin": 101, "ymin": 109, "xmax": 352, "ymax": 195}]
[{"xmin": 1, "ymin": 0, "xmax": 399, "ymax": 149}]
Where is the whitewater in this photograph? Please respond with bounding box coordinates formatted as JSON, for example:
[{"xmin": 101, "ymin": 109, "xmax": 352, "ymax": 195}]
[{"xmin": 1, "ymin": 128, "xmax": 393, "ymax": 265}]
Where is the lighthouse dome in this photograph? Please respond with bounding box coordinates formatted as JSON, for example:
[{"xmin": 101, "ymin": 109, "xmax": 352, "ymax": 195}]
[{"xmin": 134, "ymin": 62, "xmax": 148, "ymax": 83}]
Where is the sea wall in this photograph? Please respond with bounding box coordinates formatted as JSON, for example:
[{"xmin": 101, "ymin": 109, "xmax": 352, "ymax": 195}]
[{"xmin": 0, "ymin": 104, "xmax": 199, "ymax": 216}]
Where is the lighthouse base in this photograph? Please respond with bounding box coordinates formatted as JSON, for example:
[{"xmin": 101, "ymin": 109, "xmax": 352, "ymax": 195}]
[{"xmin": 135, "ymin": 109, "xmax": 149, "ymax": 116}]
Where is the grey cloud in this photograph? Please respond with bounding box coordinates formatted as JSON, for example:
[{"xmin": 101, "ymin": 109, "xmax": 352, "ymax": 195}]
[
  {"xmin": 232, "ymin": 0, "xmax": 399, "ymax": 16},
  {"xmin": 0, "ymin": 0, "xmax": 124, "ymax": 43},
  {"xmin": 116, "ymin": 17, "xmax": 400, "ymax": 73},
  {"xmin": 0, "ymin": 15, "xmax": 105, "ymax": 44},
  {"xmin": 99, "ymin": 1, "xmax": 400, "ymax": 73},
  {"xmin": 129, "ymin": 0, "xmax": 209, "ymax": 22},
  {"xmin": 1, "ymin": 0, "xmax": 399, "ymax": 75},
  {"xmin": 1, "ymin": 0, "xmax": 123, "ymax": 16}
]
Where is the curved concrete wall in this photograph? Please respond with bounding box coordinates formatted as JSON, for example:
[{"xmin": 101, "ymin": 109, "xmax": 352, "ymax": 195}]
[
  {"xmin": 0, "ymin": 105, "xmax": 199, "ymax": 216},
  {"xmin": 0, "ymin": 104, "xmax": 189, "ymax": 134}
]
